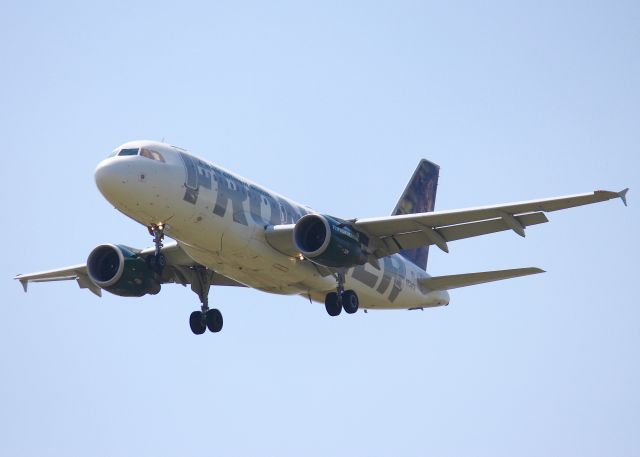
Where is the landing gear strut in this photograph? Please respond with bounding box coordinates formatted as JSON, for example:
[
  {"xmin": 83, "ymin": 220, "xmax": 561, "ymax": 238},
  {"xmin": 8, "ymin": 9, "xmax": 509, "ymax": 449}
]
[
  {"xmin": 144, "ymin": 224, "xmax": 222, "ymax": 335},
  {"xmin": 325, "ymin": 270, "xmax": 359, "ymax": 316},
  {"xmin": 147, "ymin": 224, "xmax": 166, "ymax": 274},
  {"xmin": 188, "ymin": 267, "xmax": 223, "ymax": 335}
]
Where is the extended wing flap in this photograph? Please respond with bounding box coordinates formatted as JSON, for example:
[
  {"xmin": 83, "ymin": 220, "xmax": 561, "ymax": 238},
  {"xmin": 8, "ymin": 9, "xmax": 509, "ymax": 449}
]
[
  {"xmin": 376, "ymin": 212, "xmax": 548, "ymax": 257},
  {"xmin": 420, "ymin": 267, "xmax": 545, "ymax": 291},
  {"xmin": 76, "ymin": 274, "xmax": 103, "ymax": 297}
]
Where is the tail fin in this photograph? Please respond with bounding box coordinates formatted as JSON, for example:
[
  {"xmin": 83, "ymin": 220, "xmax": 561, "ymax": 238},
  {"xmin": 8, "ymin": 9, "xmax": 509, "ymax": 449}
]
[{"xmin": 392, "ymin": 159, "xmax": 440, "ymax": 270}]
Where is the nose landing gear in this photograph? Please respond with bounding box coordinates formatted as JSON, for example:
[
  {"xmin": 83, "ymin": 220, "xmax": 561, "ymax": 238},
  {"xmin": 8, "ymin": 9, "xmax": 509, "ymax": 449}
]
[
  {"xmin": 147, "ymin": 224, "xmax": 167, "ymax": 274},
  {"xmin": 324, "ymin": 271, "xmax": 359, "ymax": 316}
]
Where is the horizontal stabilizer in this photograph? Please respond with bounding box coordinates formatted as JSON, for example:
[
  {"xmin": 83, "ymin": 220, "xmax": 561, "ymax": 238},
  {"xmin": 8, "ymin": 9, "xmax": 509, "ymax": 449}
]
[
  {"xmin": 420, "ymin": 267, "xmax": 544, "ymax": 291},
  {"xmin": 618, "ymin": 188, "xmax": 629, "ymax": 206}
]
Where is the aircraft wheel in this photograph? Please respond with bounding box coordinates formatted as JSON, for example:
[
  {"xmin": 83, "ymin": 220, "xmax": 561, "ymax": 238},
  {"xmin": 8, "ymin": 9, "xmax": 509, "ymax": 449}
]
[
  {"xmin": 342, "ymin": 290, "xmax": 359, "ymax": 314},
  {"xmin": 189, "ymin": 311, "xmax": 206, "ymax": 335},
  {"xmin": 206, "ymin": 309, "xmax": 223, "ymax": 333},
  {"xmin": 146, "ymin": 253, "xmax": 166, "ymax": 273},
  {"xmin": 325, "ymin": 292, "xmax": 342, "ymax": 316}
]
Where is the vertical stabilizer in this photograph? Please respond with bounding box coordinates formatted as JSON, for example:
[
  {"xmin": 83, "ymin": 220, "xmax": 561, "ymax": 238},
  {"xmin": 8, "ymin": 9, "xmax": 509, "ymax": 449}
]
[{"xmin": 392, "ymin": 159, "xmax": 440, "ymax": 270}]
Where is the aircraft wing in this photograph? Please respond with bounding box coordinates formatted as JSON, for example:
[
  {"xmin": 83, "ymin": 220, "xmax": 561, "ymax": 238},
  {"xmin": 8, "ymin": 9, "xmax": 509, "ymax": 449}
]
[
  {"xmin": 354, "ymin": 188, "xmax": 628, "ymax": 258},
  {"xmin": 15, "ymin": 243, "xmax": 245, "ymax": 297},
  {"xmin": 265, "ymin": 189, "xmax": 628, "ymax": 261}
]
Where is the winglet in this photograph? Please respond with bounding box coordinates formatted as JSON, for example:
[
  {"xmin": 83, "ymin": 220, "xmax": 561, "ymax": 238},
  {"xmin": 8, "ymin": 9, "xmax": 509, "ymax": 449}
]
[
  {"xmin": 619, "ymin": 188, "xmax": 629, "ymax": 207},
  {"xmin": 18, "ymin": 278, "xmax": 28, "ymax": 293}
]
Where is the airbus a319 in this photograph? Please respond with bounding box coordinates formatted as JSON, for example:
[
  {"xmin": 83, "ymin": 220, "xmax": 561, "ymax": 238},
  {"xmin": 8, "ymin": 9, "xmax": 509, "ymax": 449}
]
[{"xmin": 15, "ymin": 141, "xmax": 629, "ymax": 334}]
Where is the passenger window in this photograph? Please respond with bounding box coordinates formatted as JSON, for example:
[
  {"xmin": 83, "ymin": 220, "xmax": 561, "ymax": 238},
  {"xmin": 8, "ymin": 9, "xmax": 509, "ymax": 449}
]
[
  {"xmin": 140, "ymin": 148, "xmax": 166, "ymax": 163},
  {"xmin": 118, "ymin": 148, "xmax": 139, "ymax": 156}
]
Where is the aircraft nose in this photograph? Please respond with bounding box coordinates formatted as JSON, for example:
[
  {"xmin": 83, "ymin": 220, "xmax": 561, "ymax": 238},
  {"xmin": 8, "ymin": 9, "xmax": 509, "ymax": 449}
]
[{"xmin": 94, "ymin": 158, "xmax": 133, "ymax": 203}]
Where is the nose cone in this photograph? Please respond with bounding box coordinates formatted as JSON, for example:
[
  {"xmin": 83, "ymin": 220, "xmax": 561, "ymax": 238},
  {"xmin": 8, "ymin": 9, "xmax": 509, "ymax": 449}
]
[
  {"xmin": 94, "ymin": 154, "xmax": 178, "ymax": 225},
  {"xmin": 94, "ymin": 158, "xmax": 133, "ymax": 205}
]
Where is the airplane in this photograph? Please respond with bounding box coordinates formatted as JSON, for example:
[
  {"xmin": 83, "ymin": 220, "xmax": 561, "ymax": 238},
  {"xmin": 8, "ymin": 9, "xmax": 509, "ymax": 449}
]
[{"xmin": 15, "ymin": 140, "xmax": 629, "ymax": 335}]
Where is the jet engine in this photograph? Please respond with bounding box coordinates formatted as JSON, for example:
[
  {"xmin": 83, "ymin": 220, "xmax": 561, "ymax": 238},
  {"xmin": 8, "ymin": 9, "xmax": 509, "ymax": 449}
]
[
  {"xmin": 87, "ymin": 244, "xmax": 161, "ymax": 297},
  {"xmin": 293, "ymin": 214, "xmax": 369, "ymax": 268}
]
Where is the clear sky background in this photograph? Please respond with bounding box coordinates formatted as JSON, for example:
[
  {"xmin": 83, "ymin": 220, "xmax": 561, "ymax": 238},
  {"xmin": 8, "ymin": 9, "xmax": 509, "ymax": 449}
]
[{"xmin": 1, "ymin": 1, "xmax": 638, "ymax": 456}]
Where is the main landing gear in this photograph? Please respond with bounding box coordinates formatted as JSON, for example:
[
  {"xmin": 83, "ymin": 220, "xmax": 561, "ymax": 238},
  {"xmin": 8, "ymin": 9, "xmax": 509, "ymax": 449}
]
[
  {"xmin": 146, "ymin": 224, "xmax": 222, "ymax": 335},
  {"xmin": 188, "ymin": 267, "xmax": 223, "ymax": 335},
  {"xmin": 324, "ymin": 271, "xmax": 359, "ymax": 317}
]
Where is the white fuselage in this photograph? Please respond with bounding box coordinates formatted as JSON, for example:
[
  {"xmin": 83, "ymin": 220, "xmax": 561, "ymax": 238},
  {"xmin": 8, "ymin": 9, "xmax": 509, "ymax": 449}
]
[{"xmin": 95, "ymin": 140, "xmax": 450, "ymax": 310}]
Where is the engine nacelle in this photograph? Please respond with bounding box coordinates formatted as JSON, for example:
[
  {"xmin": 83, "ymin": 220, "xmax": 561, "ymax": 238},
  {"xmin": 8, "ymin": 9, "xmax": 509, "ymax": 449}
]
[
  {"xmin": 87, "ymin": 244, "xmax": 161, "ymax": 297},
  {"xmin": 293, "ymin": 214, "xmax": 369, "ymax": 268}
]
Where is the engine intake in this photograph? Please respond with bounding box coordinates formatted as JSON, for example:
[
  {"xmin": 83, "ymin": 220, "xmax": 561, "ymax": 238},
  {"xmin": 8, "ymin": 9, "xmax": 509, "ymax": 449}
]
[
  {"xmin": 87, "ymin": 244, "xmax": 160, "ymax": 297},
  {"xmin": 293, "ymin": 214, "xmax": 368, "ymax": 268}
]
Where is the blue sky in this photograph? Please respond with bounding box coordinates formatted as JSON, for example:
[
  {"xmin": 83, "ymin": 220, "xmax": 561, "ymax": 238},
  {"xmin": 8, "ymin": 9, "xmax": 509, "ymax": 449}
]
[{"xmin": 1, "ymin": 1, "xmax": 638, "ymax": 456}]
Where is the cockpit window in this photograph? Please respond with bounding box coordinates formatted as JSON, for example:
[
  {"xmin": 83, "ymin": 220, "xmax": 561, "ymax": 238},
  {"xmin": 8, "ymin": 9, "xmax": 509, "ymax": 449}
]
[
  {"xmin": 118, "ymin": 148, "xmax": 139, "ymax": 156},
  {"xmin": 140, "ymin": 148, "xmax": 166, "ymax": 163}
]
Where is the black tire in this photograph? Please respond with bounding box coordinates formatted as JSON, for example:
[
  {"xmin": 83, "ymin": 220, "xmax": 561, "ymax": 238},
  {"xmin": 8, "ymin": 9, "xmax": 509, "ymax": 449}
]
[
  {"xmin": 189, "ymin": 311, "xmax": 206, "ymax": 335},
  {"xmin": 325, "ymin": 292, "xmax": 342, "ymax": 316},
  {"xmin": 147, "ymin": 280, "xmax": 161, "ymax": 295},
  {"xmin": 146, "ymin": 254, "xmax": 166, "ymax": 274},
  {"xmin": 206, "ymin": 309, "xmax": 223, "ymax": 333},
  {"xmin": 156, "ymin": 253, "xmax": 166, "ymax": 268},
  {"xmin": 342, "ymin": 290, "xmax": 359, "ymax": 314}
]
